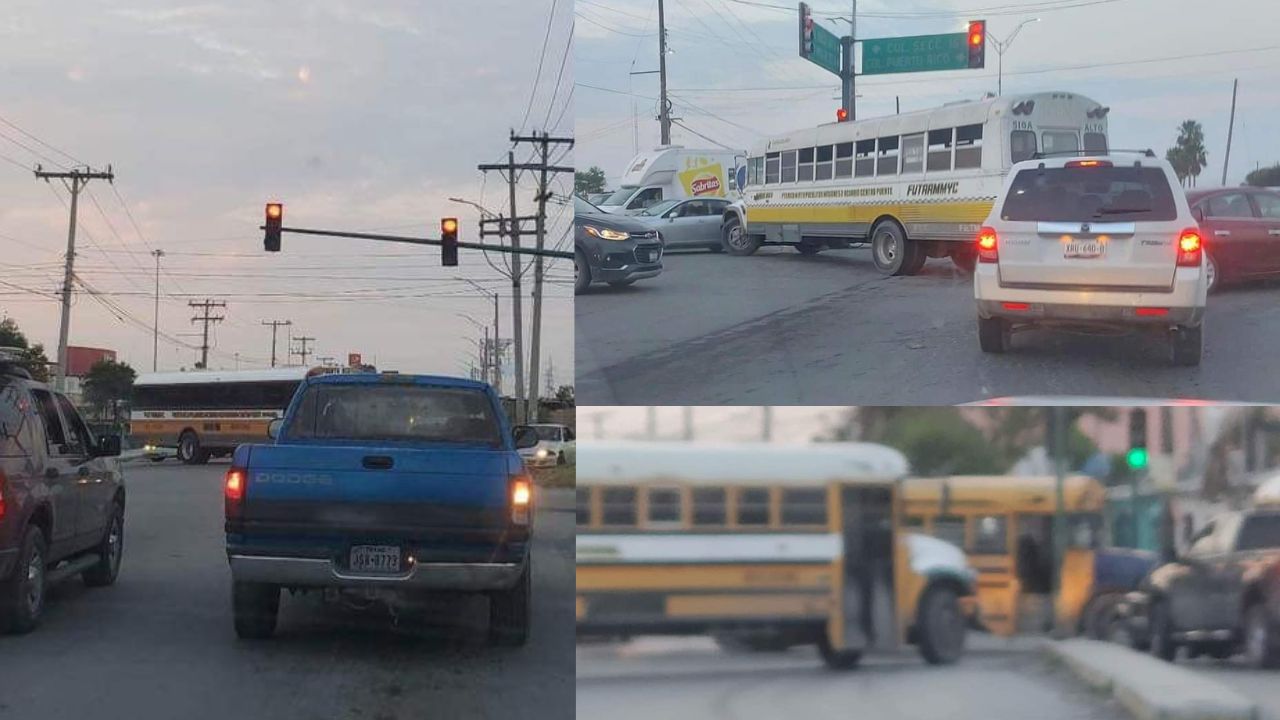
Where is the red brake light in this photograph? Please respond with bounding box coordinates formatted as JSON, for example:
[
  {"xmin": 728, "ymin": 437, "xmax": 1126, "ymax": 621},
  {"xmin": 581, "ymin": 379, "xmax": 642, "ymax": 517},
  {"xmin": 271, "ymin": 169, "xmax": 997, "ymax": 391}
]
[
  {"xmin": 225, "ymin": 468, "xmax": 245, "ymax": 502},
  {"xmin": 1177, "ymin": 228, "xmax": 1202, "ymax": 267},
  {"xmin": 977, "ymin": 226, "xmax": 998, "ymax": 263},
  {"xmin": 511, "ymin": 474, "xmax": 532, "ymax": 525},
  {"xmin": 1002, "ymin": 302, "xmax": 1031, "ymax": 311},
  {"xmin": 1135, "ymin": 307, "xmax": 1170, "ymax": 317},
  {"xmin": 1065, "ymin": 160, "xmax": 1112, "ymax": 168}
]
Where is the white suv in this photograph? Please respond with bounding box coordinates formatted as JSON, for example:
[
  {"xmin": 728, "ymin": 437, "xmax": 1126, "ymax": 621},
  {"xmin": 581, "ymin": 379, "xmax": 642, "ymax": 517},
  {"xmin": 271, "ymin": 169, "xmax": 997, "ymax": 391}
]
[{"xmin": 974, "ymin": 152, "xmax": 1207, "ymax": 366}]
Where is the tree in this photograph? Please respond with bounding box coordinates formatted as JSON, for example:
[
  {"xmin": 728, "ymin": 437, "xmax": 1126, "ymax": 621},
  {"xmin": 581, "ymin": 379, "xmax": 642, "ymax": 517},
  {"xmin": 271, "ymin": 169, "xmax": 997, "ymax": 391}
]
[
  {"xmin": 82, "ymin": 359, "xmax": 136, "ymax": 421},
  {"xmin": 1246, "ymin": 163, "xmax": 1280, "ymax": 188},
  {"xmin": 1166, "ymin": 120, "xmax": 1208, "ymax": 188},
  {"xmin": 575, "ymin": 166, "xmax": 607, "ymax": 196},
  {"xmin": 554, "ymin": 384, "xmax": 575, "ymax": 404},
  {"xmin": 0, "ymin": 316, "xmax": 51, "ymax": 382}
]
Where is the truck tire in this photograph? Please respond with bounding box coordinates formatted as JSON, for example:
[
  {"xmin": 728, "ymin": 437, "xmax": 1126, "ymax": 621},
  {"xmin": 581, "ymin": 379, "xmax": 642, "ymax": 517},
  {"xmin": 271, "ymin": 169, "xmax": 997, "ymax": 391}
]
[
  {"xmin": 1244, "ymin": 604, "xmax": 1280, "ymax": 669},
  {"xmin": 233, "ymin": 581, "xmax": 280, "ymax": 639},
  {"xmin": 978, "ymin": 317, "xmax": 1010, "ymax": 354},
  {"xmin": 721, "ymin": 216, "xmax": 761, "ymax": 256},
  {"xmin": 917, "ymin": 586, "xmax": 966, "ymax": 665},
  {"xmin": 817, "ymin": 633, "xmax": 862, "ymax": 670},
  {"xmin": 870, "ymin": 220, "xmax": 917, "ymax": 276},
  {"xmin": 951, "ymin": 247, "xmax": 978, "ymax": 274},
  {"xmin": 0, "ymin": 527, "xmax": 47, "ymax": 635},
  {"xmin": 575, "ymin": 249, "xmax": 591, "ymax": 294},
  {"xmin": 82, "ymin": 502, "xmax": 124, "ymax": 587},
  {"xmin": 1171, "ymin": 325, "xmax": 1202, "ymax": 367},
  {"xmin": 489, "ymin": 557, "xmax": 530, "ymax": 647},
  {"xmin": 177, "ymin": 431, "xmax": 209, "ymax": 465}
]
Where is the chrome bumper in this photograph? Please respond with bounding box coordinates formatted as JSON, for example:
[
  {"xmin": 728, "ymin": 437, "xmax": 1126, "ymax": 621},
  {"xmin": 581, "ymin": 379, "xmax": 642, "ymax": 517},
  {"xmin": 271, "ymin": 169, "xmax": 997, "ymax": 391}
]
[{"xmin": 228, "ymin": 554, "xmax": 524, "ymax": 591}]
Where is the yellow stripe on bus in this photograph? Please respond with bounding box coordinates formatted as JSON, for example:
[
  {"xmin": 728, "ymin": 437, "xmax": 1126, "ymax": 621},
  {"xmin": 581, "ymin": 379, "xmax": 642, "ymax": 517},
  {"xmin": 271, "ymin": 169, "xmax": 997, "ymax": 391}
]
[
  {"xmin": 746, "ymin": 200, "xmax": 994, "ymax": 225},
  {"xmin": 666, "ymin": 593, "xmax": 830, "ymax": 619},
  {"xmin": 577, "ymin": 563, "xmax": 834, "ymax": 592}
]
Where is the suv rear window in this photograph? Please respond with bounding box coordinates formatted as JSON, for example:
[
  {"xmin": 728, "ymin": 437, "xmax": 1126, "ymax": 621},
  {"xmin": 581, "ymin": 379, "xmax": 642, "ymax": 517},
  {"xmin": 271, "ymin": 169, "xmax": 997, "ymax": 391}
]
[
  {"xmin": 0, "ymin": 385, "xmax": 37, "ymax": 457},
  {"xmin": 1236, "ymin": 514, "xmax": 1280, "ymax": 551},
  {"xmin": 1001, "ymin": 166, "xmax": 1177, "ymax": 222},
  {"xmin": 286, "ymin": 384, "xmax": 501, "ymax": 446}
]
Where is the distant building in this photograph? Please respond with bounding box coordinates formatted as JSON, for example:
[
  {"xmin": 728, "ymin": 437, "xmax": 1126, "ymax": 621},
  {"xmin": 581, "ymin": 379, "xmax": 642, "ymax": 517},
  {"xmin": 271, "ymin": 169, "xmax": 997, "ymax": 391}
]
[{"xmin": 63, "ymin": 346, "xmax": 117, "ymax": 406}]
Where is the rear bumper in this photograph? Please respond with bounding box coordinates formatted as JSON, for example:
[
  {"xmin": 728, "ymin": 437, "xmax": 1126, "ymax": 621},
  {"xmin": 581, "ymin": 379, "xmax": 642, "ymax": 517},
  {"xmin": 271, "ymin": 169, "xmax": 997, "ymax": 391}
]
[
  {"xmin": 228, "ymin": 554, "xmax": 525, "ymax": 591},
  {"xmin": 975, "ymin": 265, "xmax": 1205, "ymax": 326}
]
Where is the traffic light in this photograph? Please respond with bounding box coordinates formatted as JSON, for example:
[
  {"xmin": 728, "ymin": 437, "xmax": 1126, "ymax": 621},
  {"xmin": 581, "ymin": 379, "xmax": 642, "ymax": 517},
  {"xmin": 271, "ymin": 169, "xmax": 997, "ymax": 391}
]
[
  {"xmin": 967, "ymin": 20, "xmax": 986, "ymax": 69},
  {"xmin": 264, "ymin": 202, "xmax": 283, "ymax": 252},
  {"xmin": 441, "ymin": 217, "xmax": 459, "ymax": 267},
  {"xmin": 799, "ymin": 2, "xmax": 814, "ymax": 58},
  {"xmin": 836, "ymin": 107, "xmax": 849, "ymax": 123},
  {"xmin": 1127, "ymin": 410, "xmax": 1149, "ymax": 470}
]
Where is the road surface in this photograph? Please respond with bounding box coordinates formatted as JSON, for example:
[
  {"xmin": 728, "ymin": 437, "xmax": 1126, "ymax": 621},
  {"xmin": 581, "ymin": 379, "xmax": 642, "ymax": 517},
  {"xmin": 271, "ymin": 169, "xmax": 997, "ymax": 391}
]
[
  {"xmin": 1178, "ymin": 655, "xmax": 1280, "ymax": 720},
  {"xmin": 577, "ymin": 635, "xmax": 1126, "ymax": 720},
  {"xmin": 576, "ymin": 247, "xmax": 1280, "ymax": 405},
  {"xmin": 0, "ymin": 462, "xmax": 574, "ymax": 720}
]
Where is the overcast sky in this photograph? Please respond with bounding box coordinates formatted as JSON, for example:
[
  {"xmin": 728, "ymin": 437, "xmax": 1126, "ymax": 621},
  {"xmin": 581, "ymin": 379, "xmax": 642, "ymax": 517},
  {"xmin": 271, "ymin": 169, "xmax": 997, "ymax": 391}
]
[
  {"xmin": 0, "ymin": 0, "xmax": 573, "ymax": 387},
  {"xmin": 576, "ymin": 0, "xmax": 1279, "ymax": 186}
]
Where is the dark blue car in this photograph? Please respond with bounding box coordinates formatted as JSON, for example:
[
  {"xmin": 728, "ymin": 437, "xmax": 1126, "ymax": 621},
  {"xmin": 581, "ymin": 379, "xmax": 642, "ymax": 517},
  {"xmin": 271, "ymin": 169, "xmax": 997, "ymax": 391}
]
[{"xmin": 223, "ymin": 372, "xmax": 539, "ymax": 644}]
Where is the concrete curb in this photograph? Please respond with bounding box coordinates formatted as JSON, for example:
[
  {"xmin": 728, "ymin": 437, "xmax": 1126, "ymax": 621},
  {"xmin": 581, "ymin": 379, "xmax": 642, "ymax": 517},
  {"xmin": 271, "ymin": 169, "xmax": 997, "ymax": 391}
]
[{"xmin": 1043, "ymin": 638, "xmax": 1258, "ymax": 720}]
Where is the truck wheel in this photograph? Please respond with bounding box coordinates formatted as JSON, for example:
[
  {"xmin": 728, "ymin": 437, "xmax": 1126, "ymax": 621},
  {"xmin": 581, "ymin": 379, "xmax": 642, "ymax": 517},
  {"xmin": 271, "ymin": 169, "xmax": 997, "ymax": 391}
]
[
  {"xmin": 978, "ymin": 317, "xmax": 1010, "ymax": 354},
  {"xmin": 232, "ymin": 581, "xmax": 280, "ymax": 639},
  {"xmin": 870, "ymin": 220, "xmax": 917, "ymax": 276},
  {"xmin": 1244, "ymin": 604, "xmax": 1279, "ymax": 668},
  {"xmin": 951, "ymin": 247, "xmax": 977, "ymax": 274},
  {"xmin": 575, "ymin": 248, "xmax": 591, "ymax": 295},
  {"xmin": 489, "ymin": 558, "xmax": 530, "ymax": 647},
  {"xmin": 817, "ymin": 633, "xmax": 862, "ymax": 670},
  {"xmin": 82, "ymin": 503, "xmax": 124, "ymax": 587},
  {"xmin": 721, "ymin": 216, "xmax": 761, "ymax": 256},
  {"xmin": 177, "ymin": 431, "xmax": 209, "ymax": 465},
  {"xmin": 1149, "ymin": 600, "xmax": 1177, "ymax": 662},
  {"xmin": 1171, "ymin": 325, "xmax": 1202, "ymax": 367},
  {"xmin": 917, "ymin": 586, "xmax": 966, "ymax": 665},
  {"xmin": 796, "ymin": 241, "xmax": 822, "ymax": 256},
  {"xmin": 0, "ymin": 527, "xmax": 47, "ymax": 635}
]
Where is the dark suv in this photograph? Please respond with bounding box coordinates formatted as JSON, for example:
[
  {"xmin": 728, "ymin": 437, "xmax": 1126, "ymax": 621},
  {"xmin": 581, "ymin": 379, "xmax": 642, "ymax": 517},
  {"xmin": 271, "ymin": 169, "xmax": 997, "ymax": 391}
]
[
  {"xmin": 575, "ymin": 196, "xmax": 663, "ymax": 294},
  {"xmin": 0, "ymin": 351, "xmax": 125, "ymax": 634}
]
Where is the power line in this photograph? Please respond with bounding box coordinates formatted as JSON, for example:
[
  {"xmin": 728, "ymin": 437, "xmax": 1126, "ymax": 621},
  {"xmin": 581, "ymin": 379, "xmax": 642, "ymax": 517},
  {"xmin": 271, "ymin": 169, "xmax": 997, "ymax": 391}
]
[{"xmin": 521, "ymin": 0, "xmax": 561, "ymax": 131}]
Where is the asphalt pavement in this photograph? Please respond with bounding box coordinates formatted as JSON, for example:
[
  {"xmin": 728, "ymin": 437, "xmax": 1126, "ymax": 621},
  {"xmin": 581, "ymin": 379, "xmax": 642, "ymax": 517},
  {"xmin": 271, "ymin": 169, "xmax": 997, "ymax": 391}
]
[
  {"xmin": 0, "ymin": 462, "xmax": 574, "ymax": 720},
  {"xmin": 576, "ymin": 246, "xmax": 1280, "ymax": 405},
  {"xmin": 1178, "ymin": 656, "xmax": 1280, "ymax": 720},
  {"xmin": 577, "ymin": 635, "xmax": 1127, "ymax": 720}
]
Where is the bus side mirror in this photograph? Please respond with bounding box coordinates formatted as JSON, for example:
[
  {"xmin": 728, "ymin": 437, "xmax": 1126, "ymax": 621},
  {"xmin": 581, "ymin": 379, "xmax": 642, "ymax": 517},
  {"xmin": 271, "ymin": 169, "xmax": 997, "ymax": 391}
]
[{"xmin": 267, "ymin": 418, "xmax": 283, "ymax": 440}]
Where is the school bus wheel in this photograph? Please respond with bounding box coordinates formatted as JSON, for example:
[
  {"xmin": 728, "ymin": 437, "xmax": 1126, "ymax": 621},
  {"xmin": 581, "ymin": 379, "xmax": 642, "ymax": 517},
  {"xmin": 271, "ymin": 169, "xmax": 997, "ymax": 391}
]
[
  {"xmin": 917, "ymin": 585, "xmax": 967, "ymax": 665},
  {"xmin": 817, "ymin": 632, "xmax": 863, "ymax": 671}
]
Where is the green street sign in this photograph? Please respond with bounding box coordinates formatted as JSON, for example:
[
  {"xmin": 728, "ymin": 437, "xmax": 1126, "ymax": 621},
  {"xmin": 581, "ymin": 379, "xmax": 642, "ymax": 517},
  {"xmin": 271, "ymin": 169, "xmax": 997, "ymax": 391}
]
[
  {"xmin": 861, "ymin": 32, "xmax": 970, "ymax": 75},
  {"xmin": 799, "ymin": 2, "xmax": 842, "ymax": 77}
]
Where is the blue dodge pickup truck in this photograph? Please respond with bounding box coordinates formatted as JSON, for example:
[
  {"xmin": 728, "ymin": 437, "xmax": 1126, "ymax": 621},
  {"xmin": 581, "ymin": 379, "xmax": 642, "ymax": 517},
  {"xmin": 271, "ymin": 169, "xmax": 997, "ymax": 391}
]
[{"xmin": 223, "ymin": 372, "xmax": 539, "ymax": 644}]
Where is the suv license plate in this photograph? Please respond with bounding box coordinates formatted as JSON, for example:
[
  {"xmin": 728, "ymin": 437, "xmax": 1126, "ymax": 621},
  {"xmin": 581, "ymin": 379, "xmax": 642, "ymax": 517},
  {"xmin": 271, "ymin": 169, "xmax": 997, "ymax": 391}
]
[
  {"xmin": 349, "ymin": 545, "xmax": 401, "ymax": 573},
  {"xmin": 1064, "ymin": 241, "xmax": 1105, "ymax": 259}
]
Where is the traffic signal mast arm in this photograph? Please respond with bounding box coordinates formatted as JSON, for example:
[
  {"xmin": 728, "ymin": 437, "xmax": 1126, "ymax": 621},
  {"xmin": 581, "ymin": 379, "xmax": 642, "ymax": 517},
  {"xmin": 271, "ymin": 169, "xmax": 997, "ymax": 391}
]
[{"xmin": 258, "ymin": 222, "xmax": 572, "ymax": 259}]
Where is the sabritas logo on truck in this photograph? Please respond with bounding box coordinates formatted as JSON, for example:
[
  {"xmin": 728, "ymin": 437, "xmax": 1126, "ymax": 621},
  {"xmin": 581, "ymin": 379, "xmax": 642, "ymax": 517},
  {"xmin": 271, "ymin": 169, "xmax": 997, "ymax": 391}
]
[
  {"xmin": 690, "ymin": 175, "xmax": 721, "ymax": 195},
  {"xmin": 677, "ymin": 162, "xmax": 727, "ymax": 197}
]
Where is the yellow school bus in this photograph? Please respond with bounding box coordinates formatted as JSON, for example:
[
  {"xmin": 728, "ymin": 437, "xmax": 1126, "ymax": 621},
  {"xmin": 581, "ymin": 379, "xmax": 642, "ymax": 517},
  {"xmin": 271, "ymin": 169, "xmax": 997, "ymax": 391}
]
[
  {"xmin": 576, "ymin": 441, "xmax": 979, "ymax": 669},
  {"xmin": 901, "ymin": 475, "xmax": 1154, "ymax": 638}
]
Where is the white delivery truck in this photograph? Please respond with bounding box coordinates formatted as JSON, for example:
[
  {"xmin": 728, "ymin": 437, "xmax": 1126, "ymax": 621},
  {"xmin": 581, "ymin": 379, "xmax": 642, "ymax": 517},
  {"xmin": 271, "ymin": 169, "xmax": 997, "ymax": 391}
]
[{"xmin": 597, "ymin": 146, "xmax": 745, "ymax": 214}]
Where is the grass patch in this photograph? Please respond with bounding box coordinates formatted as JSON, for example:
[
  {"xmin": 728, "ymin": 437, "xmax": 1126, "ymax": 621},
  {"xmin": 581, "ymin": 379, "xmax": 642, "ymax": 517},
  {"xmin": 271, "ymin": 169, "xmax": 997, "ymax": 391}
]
[{"xmin": 533, "ymin": 464, "xmax": 575, "ymax": 488}]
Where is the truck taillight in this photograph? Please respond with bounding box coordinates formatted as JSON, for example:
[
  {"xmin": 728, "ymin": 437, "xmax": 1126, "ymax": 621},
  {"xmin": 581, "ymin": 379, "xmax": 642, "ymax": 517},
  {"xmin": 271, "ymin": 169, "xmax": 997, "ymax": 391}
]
[
  {"xmin": 225, "ymin": 467, "xmax": 245, "ymax": 517},
  {"xmin": 977, "ymin": 226, "xmax": 999, "ymax": 263},
  {"xmin": 511, "ymin": 474, "xmax": 532, "ymax": 525},
  {"xmin": 1177, "ymin": 228, "xmax": 1203, "ymax": 267}
]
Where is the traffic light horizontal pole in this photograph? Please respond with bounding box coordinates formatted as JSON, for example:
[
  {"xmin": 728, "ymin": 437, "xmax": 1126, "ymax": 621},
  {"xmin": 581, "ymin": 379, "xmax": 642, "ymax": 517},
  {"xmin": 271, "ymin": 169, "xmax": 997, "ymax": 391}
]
[
  {"xmin": 264, "ymin": 225, "xmax": 573, "ymax": 259},
  {"xmin": 476, "ymin": 163, "xmax": 575, "ymax": 174}
]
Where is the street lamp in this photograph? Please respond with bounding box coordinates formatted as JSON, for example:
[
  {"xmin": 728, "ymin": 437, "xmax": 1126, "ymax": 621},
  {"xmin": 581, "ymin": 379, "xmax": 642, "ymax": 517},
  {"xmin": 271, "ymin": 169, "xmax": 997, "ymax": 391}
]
[
  {"xmin": 989, "ymin": 17, "xmax": 1040, "ymax": 96},
  {"xmin": 448, "ymin": 197, "xmax": 498, "ymax": 219}
]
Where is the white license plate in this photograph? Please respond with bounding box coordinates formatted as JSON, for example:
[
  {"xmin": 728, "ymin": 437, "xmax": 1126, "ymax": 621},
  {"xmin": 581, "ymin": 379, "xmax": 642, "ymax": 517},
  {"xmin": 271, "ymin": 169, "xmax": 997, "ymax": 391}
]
[
  {"xmin": 349, "ymin": 545, "xmax": 401, "ymax": 573},
  {"xmin": 1064, "ymin": 240, "xmax": 1105, "ymax": 258}
]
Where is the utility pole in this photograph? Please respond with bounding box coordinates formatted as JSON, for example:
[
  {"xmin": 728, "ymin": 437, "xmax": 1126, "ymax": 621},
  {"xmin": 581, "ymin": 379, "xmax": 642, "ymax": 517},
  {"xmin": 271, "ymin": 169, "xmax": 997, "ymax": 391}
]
[
  {"xmin": 840, "ymin": 0, "xmax": 856, "ymax": 121},
  {"xmin": 261, "ymin": 319, "xmax": 292, "ymax": 368},
  {"xmin": 1222, "ymin": 78, "xmax": 1238, "ymax": 186},
  {"xmin": 151, "ymin": 249, "xmax": 164, "ymax": 372},
  {"xmin": 1049, "ymin": 407, "xmax": 1067, "ymax": 634},
  {"xmin": 544, "ymin": 357, "xmax": 556, "ymax": 398},
  {"xmin": 511, "ymin": 131, "xmax": 574, "ymax": 425},
  {"xmin": 492, "ymin": 292, "xmax": 503, "ymax": 393},
  {"xmin": 34, "ymin": 164, "xmax": 115, "ymax": 391},
  {"xmin": 293, "ymin": 336, "xmax": 315, "ymax": 366},
  {"xmin": 188, "ymin": 299, "xmax": 225, "ymax": 370},
  {"xmin": 657, "ymin": 0, "xmax": 672, "ymax": 144}
]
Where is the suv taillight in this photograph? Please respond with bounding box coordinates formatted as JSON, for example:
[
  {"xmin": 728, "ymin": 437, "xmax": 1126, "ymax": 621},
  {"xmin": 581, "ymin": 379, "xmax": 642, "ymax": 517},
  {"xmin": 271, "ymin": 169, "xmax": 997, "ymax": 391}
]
[
  {"xmin": 1177, "ymin": 228, "xmax": 1203, "ymax": 267},
  {"xmin": 510, "ymin": 474, "xmax": 532, "ymax": 526},
  {"xmin": 224, "ymin": 467, "xmax": 245, "ymax": 518},
  {"xmin": 977, "ymin": 226, "xmax": 999, "ymax": 263}
]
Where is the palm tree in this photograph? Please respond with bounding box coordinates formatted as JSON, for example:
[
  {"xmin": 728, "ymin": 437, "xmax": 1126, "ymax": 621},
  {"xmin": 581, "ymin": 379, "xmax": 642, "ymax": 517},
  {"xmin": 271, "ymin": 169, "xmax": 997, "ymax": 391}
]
[{"xmin": 1167, "ymin": 120, "xmax": 1209, "ymax": 188}]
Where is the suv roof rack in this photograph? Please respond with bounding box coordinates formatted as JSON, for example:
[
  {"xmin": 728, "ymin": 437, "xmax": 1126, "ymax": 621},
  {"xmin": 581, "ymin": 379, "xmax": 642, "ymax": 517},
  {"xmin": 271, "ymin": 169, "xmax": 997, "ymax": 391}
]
[{"xmin": 1031, "ymin": 148, "xmax": 1156, "ymax": 160}]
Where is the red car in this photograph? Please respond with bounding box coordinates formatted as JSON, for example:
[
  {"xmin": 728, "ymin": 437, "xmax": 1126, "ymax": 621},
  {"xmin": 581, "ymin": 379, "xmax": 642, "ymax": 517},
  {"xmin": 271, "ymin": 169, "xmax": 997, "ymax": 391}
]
[{"xmin": 1187, "ymin": 187, "xmax": 1280, "ymax": 291}]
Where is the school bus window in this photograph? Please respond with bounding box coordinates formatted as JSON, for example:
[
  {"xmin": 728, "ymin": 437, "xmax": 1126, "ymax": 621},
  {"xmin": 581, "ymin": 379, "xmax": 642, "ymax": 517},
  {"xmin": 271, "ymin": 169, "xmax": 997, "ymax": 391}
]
[
  {"xmin": 601, "ymin": 487, "xmax": 637, "ymax": 526},
  {"xmin": 926, "ymin": 127, "xmax": 953, "ymax": 171},
  {"xmin": 834, "ymin": 142, "xmax": 853, "ymax": 178},
  {"xmin": 691, "ymin": 487, "xmax": 727, "ymax": 526},
  {"xmin": 955, "ymin": 124, "xmax": 983, "ymax": 169},
  {"xmin": 971, "ymin": 514, "xmax": 1008, "ymax": 554},
  {"xmin": 854, "ymin": 139, "xmax": 875, "ymax": 177},
  {"xmin": 1042, "ymin": 129, "xmax": 1079, "ymax": 156},
  {"xmin": 1084, "ymin": 132, "xmax": 1108, "ymax": 154},
  {"xmin": 814, "ymin": 145, "xmax": 834, "ymax": 181},
  {"xmin": 765, "ymin": 152, "xmax": 780, "ymax": 184},
  {"xmin": 736, "ymin": 488, "xmax": 770, "ymax": 526},
  {"xmin": 1010, "ymin": 130, "xmax": 1037, "ymax": 164},
  {"xmin": 781, "ymin": 150, "xmax": 797, "ymax": 183},
  {"xmin": 876, "ymin": 136, "xmax": 900, "ymax": 176},
  {"xmin": 576, "ymin": 488, "xmax": 592, "ymax": 527},
  {"xmin": 932, "ymin": 515, "xmax": 966, "ymax": 548},
  {"xmin": 781, "ymin": 488, "xmax": 828, "ymax": 526},
  {"xmin": 901, "ymin": 133, "xmax": 925, "ymax": 175},
  {"xmin": 797, "ymin": 147, "xmax": 815, "ymax": 182},
  {"xmin": 646, "ymin": 487, "xmax": 683, "ymax": 525}
]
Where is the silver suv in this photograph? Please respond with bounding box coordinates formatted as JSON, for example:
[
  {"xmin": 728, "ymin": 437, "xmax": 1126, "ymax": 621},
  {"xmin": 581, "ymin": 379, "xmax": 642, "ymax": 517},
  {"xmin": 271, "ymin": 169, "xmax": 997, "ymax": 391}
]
[{"xmin": 974, "ymin": 152, "xmax": 1207, "ymax": 365}]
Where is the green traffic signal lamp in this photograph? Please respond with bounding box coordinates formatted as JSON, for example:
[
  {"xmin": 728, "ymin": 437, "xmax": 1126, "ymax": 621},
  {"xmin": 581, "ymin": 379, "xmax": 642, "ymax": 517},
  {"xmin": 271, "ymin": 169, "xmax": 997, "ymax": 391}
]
[{"xmin": 1127, "ymin": 447, "xmax": 1149, "ymax": 470}]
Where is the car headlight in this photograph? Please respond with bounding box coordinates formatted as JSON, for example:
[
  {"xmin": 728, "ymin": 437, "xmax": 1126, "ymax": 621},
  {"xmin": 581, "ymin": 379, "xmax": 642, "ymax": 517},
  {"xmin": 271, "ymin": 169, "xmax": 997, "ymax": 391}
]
[
  {"xmin": 584, "ymin": 225, "xmax": 630, "ymax": 241},
  {"xmin": 536, "ymin": 448, "xmax": 550, "ymax": 458}
]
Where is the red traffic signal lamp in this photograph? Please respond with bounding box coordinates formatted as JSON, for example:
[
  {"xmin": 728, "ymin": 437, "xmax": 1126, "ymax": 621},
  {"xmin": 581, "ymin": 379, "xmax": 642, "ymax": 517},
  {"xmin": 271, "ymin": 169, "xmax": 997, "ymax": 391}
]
[
  {"xmin": 967, "ymin": 20, "xmax": 986, "ymax": 69},
  {"xmin": 836, "ymin": 107, "xmax": 849, "ymax": 123},
  {"xmin": 441, "ymin": 217, "xmax": 459, "ymax": 267},
  {"xmin": 264, "ymin": 202, "xmax": 283, "ymax": 252}
]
